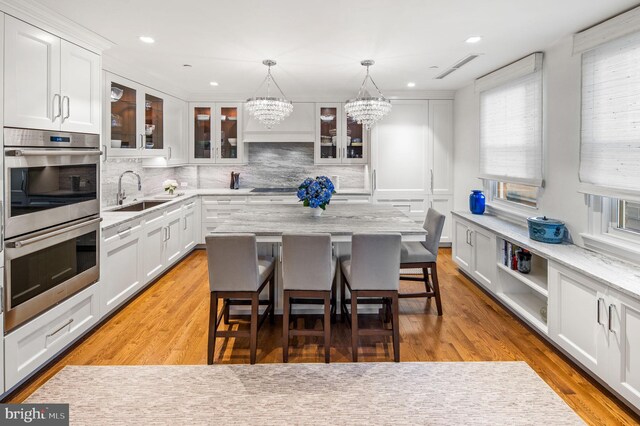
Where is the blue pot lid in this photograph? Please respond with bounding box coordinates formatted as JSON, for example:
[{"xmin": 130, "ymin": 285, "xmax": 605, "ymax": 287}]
[{"xmin": 527, "ymin": 216, "xmax": 564, "ymax": 226}]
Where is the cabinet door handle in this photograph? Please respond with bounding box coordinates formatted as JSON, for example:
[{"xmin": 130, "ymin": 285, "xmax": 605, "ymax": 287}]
[
  {"xmin": 597, "ymin": 297, "xmax": 604, "ymax": 325},
  {"xmin": 52, "ymin": 94, "xmax": 62, "ymax": 121},
  {"xmin": 61, "ymin": 96, "xmax": 70, "ymax": 122},
  {"xmin": 608, "ymin": 304, "xmax": 615, "ymax": 332},
  {"xmin": 184, "ymin": 217, "xmax": 187, "ymax": 231},
  {"xmin": 163, "ymin": 226, "xmax": 168, "ymax": 242},
  {"xmin": 102, "ymin": 144, "xmax": 108, "ymax": 162},
  {"xmin": 344, "ymin": 147, "xmax": 347, "ymax": 159},
  {"xmin": 47, "ymin": 318, "xmax": 74, "ymax": 338},
  {"xmin": 140, "ymin": 134, "xmax": 144, "ymax": 149},
  {"xmin": 469, "ymin": 230, "xmax": 473, "ymax": 247},
  {"xmin": 373, "ymin": 170, "xmax": 377, "ymax": 191},
  {"xmin": 168, "ymin": 147, "xmax": 172, "ymax": 160},
  {"xmin": 430, "ymin": 169, "xmax": 434, "ymax": 193}
]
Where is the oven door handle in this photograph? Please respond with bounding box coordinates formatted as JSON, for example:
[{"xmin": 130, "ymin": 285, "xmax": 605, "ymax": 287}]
[
  {"xmin": 6, "ymin": 217, "xmax": 102, "ymax": 249},
  {"xmin": 5, "ymin": 149, "xmax": 102, "ymax": 157}
]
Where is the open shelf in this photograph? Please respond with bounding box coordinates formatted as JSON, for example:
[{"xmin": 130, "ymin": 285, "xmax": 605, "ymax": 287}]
[
  {"xmin": 497, "ymin": 290, "xmax": 548, "ymax": 334},
  {"xmin": 496, "ymin": 263, "xmax": 548, "ymax": 297}
]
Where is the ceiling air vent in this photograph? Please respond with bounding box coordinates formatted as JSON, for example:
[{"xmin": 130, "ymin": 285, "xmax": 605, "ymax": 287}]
[{"xmin": 434, "ymin": 54, "xmax": 479, "ymax": 79}]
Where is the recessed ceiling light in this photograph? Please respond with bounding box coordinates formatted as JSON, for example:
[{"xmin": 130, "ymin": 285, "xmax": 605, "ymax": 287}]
[
  {"xmin": 209, "ymin": 81, "xmax": 219, "ymax": 86},
  {"xmin": 465, "ymin": 36, "xmax": 482, "ymax": 44},
  {"xmin": 139, "ymin": 36, "xmax": 155, "ymax": 44},
  {"xmin": 429, "ymin": 65, "xmax": 439, "ymax": 69},
  {"xmin": 183, "ymin": 64, "xmax": 192, "ymax": 68},
  {"xmin": 407, "ymin": 82, "xmax": 416, "ymax": 88}
]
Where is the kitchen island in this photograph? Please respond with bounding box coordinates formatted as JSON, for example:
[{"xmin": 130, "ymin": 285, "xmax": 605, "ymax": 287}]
[
  {"xmin": 212, "ymin": 203, "xmax": 426, "ymax": 242},
  {"xmin": 212, "ymin": 204, "xmax": 426, "ymax": 313}
]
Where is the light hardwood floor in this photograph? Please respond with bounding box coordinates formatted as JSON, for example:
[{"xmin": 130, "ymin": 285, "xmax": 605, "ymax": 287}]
[{"xmin": 4, "ymin": 248, "xmax": 639, "ymax": 425}]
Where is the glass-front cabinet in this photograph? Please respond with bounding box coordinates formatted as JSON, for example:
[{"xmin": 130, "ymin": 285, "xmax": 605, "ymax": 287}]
[
  {"xmin": 315, "ymin": 103, "xmax": 368, "ymax": 165},
  {"xmin": 189, "ymin": 102, "xmax": 244, "ymax": 164},
  {"xmin": 105, "ymin": 72, "xmax": 166, "ymax": 157}
]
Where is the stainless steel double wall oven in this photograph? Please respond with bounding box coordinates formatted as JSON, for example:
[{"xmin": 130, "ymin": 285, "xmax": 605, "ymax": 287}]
[{"xmin": 3, "ymin": 128, "xmax": 101, "ymax": 332}]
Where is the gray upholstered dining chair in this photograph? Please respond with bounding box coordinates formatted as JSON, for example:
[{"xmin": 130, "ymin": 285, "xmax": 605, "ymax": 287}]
[
  {"xmin": 399, "ymin": 208, "xmax": 446, "ymax": 315},
  {"xmin": 205, "ymin": 234, "xmax": 275, "ymax": 365},
  {"xmin": 340, "ymin": 233, "xmax": 402, "ymax": 362},
  {"xmin": 282, "ymin": 233, "xmax": 337, "ymax": 363}
]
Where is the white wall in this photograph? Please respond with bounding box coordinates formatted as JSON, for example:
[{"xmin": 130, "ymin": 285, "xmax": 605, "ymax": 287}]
[{"xmin": 453, "ymin": 35, "xmax": 590, "ymax": 247}]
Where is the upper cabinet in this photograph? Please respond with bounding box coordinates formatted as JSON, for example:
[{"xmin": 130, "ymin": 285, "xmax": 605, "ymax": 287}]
[
  {"xmin": 189, "ymin": 102, "xmax": 244, "ymax": 164},
  {"xmin": 4, "ymin": 16, "xmax": 100, "ymax": 133},
  {"xmin": 105, "ymin": 72, "xmax": 167, "ymax": 157},
  {"xmin": 315, "ymin": 103, "xmax": 368, "ymax": 165}
]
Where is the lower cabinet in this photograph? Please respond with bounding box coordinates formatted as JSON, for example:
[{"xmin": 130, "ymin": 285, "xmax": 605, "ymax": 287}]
[
  {"xmin": 142, "ymin": 211, "xmax": 169, "ymax": 282},
  {"xmin": 452, "ymin": 217, "xmax": 496, "ymax": 291},
  {"xmin": 181, "ymin": 199, "xmax": 199, "ymax": 251},
  {"xmin": 4, "ymin": 285, "xmax": 100, "ymax": 389},
  {"xmin": 549, "ymin": 261, "xmax": 640, "ymax": 409},
  {"xmin": 101, "ymin": 219, "xmax": 144, "ymax": 316},
  {"xmin": 164, "ymin": 204, "xmax": 184, "ymax": 265}
]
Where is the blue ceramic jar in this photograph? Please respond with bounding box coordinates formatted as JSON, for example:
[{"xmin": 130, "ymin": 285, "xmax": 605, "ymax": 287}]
[{"xmin": 469, "ymin": 190, "xmax": 485, "ymax": 215}]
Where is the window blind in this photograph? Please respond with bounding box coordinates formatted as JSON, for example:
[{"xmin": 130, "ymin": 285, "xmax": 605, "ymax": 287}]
[
  {"xmin": 478, "ymin": 57, "xmax": 543, "ymax": 187},
  {"xmin": 579, "ymin": 30, "xmax": 640, "ymax": 200}
]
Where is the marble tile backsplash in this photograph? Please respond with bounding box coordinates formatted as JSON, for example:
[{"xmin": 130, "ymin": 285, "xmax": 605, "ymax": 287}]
[
  {"xmin": 101, "ymin": 143, "xmax": 366, "ymax": 207},
  {"xmin": 198, "ymin": 143, "xmax": 366, "ymax": 189}
]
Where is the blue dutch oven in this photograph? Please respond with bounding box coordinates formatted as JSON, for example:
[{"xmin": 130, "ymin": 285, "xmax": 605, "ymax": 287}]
[{"xmin": 527, "ymin": 216, "xmax": 565, "ymax": 244}]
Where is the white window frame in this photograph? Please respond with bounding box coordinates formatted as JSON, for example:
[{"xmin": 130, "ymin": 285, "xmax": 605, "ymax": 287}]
[
  {"xmin": 583, "ymin": 195, "xmax": 640, "ymax": 264},
  {"xmin": 482, "ymin": 180, "xmax": 540, "ymax": 226}
]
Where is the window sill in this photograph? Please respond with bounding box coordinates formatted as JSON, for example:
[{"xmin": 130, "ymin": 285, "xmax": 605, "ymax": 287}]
[
  {"xmin": 581, "ymin": 232, "xmax": 640, "ymax": 266},
  {"xmin": 486, "ymin": 202, "xmax": 531, "ymax": 227}
]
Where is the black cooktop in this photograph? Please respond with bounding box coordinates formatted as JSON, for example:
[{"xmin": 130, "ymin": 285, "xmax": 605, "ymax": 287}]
[{"xmin": 250, "ymin": 187, "xmax": 298, "ymax": 193}]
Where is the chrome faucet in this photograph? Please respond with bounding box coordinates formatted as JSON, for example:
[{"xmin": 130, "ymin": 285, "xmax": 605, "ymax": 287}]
[{"xmin": 117, "ymin": 170, "xmax": 142, "ymax": 205}]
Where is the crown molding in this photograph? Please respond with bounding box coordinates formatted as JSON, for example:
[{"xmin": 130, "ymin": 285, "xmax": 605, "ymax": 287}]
[
  {"xmin": 0, "ymin": 0, "xmax": 114, "ymax": 53},
  {"xmin": 187, "ymin": 89, "xmax": 456, "ymax": 103}
]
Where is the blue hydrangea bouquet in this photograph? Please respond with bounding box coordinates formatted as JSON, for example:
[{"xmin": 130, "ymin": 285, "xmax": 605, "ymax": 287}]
[{"xmin": 297, "ymin": 176, "xmax": 336, "ymax": 216}]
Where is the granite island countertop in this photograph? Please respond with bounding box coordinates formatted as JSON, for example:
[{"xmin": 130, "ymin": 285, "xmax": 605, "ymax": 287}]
[
  {"xmin": 212, "ymin": 204, "xmax": 426, "ymax": 241},
  {"xmin": 452, "ymin": 211, "xmax": 640, "ymax": 300},
  {"xmin": 101, "ymin": 188, "xmax": 371, "ymax": 231}
]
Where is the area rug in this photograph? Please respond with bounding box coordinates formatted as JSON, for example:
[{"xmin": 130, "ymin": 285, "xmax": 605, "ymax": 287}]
[{"xmin": 26, "ymin": 362, "xmax": 583, "ymax": 425}]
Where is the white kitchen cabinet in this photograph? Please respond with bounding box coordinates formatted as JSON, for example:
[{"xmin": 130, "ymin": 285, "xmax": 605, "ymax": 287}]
[
  {"xmin": 105, "ymin": 72, "xmax": 167, "ymax": 158},
  {"xmin": 4, "ymin": 16, "xmax": 100, "ymax": 133},
  {"xmin": 4, "ymin": 284, "xmax": 100, "ymax": 390},
  {"xmin": 181, "ymin": 199, "xmax": 200, "ymax": 252},
  {"xmin": 453, "ymin": 219, "xmax": 473, "ymax": 272},
  {"xmin": 315, "ymin": 103, "xmax": 368, "ymax": 165},
  {"xmin": 101, "ymin": 219, "xmax": 144, "ymax": 316},
  {"xmin": 548, "ymin": 262, "xmax": 609, "ymax": 375},
  {"xmin": 189, "ymin": 103, "xmax": 244, "ymax": 164},
  {"xmin": 452, "ymin": 217, "xmax": 496, "ymax": 292},
  {"xmin": 429, "ymin": 100, "xmax": 454, "ymax": 195},
  {"xmin": 609, "ymin": 289, "xmax": 640, "ymax": 409},
  {"xmin": 164, "ymin": 96, "xmax": 188, "ymax": 165},
  {"xmin": 164, "ymin": 204, "xmax": 184, "ymax": 265},
  {"xmin": 59, "ymin": 40, "xmax": 100, "ymax": 133},
  {"xmin": 372, "ymin": 100, "xmax": 429, "ymax": 197},
  {"xmin": 430, "ymin": 195, "xmax": 453, "ymax": 244},
  {"xmin": 142, "ymin": 211, "xmax": 168, "ymax": 282}
]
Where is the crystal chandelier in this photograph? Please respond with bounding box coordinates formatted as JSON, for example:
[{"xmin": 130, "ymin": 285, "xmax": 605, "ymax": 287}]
[
  {"xmin": 245, "ymin": 60, "xmax": 293, "ymax": 128},
  {"xmin": 344, "ymin": 60, "xmax": 392, "ymax": 129}
]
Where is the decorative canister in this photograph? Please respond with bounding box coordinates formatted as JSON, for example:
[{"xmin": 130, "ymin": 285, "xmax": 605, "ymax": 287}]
[
  {"xmin": 516, "ymin": 249, "xmax": 532, "ymax": 274},
  {"xmin": 527, "ymin": 216, "xmax": 565, "ymax": 244},
  {"xmin": 469, "ymin": 190, "xmax": 485, "ymax": 215}
]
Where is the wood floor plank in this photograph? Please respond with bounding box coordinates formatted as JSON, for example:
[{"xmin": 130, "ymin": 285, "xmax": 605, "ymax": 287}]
[{"xmin": 3, "ymin": 248, "xmax": 639, "ymax": 425}]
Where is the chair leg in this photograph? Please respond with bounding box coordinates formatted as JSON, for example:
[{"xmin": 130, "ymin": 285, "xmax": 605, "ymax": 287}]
[
  {"xmin": 250, "ymin": 294, "xmax": 259, "ymax": 364},
  {"xmin": 422, "ymin": 267, "xmax": 432, "ymax": 294},
  {"xmin": 208, "ymin": 293, "xmax": 218, "ymax": 365},
  {"xmin": 351, "ymin": 290, "xmax": 359, "ymax": 362},
  {"xmin": 331, "ymin": 275, "xmax": 337, "ymax": 324},
  {"xmin": 430, "ymin": 263, "xmax": 443, "ymax": 316},
  {"xmin": 223, "ymin": 298, "xmax": 230, "ymax": 325},
  {"xmin": 269, "ymin": 273, "xmax": 276, "ymax": 325},
  {"xmin": 324, "ymin": 292, "xmax": 331, "ymax": 363},
  {"xmin": 391, "ymin": 292, "xmax": 400, "ymax": 362},
  {"xmin": 282, "ymin": 291, "xmax": 290, "ymax": 363},
  {"xmin": 340, "ymin": 273, "xmax": 347, "ymax": 323}
]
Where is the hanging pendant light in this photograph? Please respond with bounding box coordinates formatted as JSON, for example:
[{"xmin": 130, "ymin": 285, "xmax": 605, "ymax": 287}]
[
  {"xmin": 245, "ymin": 60, "xmax": 293, "ymax": 128},
  {"xmin": 344, "ymin": 60, "xmax": 392, "ymax": 129}
]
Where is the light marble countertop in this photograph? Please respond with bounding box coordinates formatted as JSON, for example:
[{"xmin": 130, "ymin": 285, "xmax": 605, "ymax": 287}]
[
  {"xmin": 453, "ymin": 211, "xmax": 640, "ymax": 300},
  {"xmin": 212, "ymin": 204, "xmax": 426, "ymax": 240},
  {"xmin": 100, "ymin": 188, "xmax": 371, "ymax": 231}
]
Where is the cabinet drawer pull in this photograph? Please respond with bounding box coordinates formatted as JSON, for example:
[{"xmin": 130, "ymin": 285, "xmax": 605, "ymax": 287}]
[
  {"xmin": 47, "ymin": 318, "xmax": 74, "ymax": 338},
  {"xmin": 118, "ymin": 226, "xmax": 132, "ymax": 237},
  {"xmin": 597, "ymin": 297, "xmax": 604, "ymax": 325}
]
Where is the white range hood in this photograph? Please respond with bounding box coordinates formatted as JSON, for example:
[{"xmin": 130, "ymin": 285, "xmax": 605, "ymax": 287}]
[{"xmin": 244, "ymin": 102, "xmax": 315, "ymax": 142}]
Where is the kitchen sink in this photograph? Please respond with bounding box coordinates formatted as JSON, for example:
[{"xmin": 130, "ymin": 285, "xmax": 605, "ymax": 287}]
[{"xmin": 112, "ymin": 200, "xmax": 168, "ymax": 212}]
